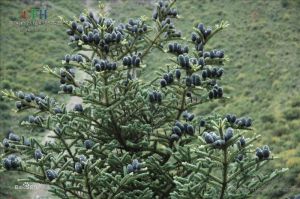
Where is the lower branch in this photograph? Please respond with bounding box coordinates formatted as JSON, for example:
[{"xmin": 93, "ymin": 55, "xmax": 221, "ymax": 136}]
[{"xmin": 220, "ymin": 147, "xmax": 228, "ymax": 199}]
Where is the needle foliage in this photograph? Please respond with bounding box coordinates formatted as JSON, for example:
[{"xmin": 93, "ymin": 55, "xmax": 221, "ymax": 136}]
[{"xmin": 0, "ymin": 1, "xmax": 287, "ymax": 198}]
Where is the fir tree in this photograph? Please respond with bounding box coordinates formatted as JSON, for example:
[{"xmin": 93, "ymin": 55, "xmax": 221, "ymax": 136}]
[{"xmin": 1, "ymin": 1, "xmax": 287, "ymax": 198}]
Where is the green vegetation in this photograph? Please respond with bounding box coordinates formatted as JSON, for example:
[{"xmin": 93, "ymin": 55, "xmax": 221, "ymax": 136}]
[
  {"xmin": 0, "ymin": 0, "xmax": 84, "ymax": 198},
  {"xmin": 108, "ymin": 0, "xmax": 300, "ymax": 198},
  {"xmin": 0, "ymin": 0, "xmax": 299, "ymax": 198}
]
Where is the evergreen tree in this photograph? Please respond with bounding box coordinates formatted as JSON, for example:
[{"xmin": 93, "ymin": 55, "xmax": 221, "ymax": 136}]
[{"xmin": 1, "ymin": 1, "xmax": 287, "ymax": 198}]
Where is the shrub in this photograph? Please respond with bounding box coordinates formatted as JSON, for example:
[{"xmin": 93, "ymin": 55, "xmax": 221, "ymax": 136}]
[
  {"xmin": 283, "ymin": 108, "xmax": 300, "ymax": 120},
  {"xmin": 0, "ymin": 1, "xmax": 287, "ymax": 198}
]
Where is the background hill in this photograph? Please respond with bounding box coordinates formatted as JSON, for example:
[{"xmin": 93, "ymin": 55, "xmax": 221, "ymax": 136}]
[
  {"xmin": 0, "ymin": 0, "xmax": 84, "ymax": 198},
  {"xmin": 0, "ymin": 0, "xmax": 299, "ymax": 198}
]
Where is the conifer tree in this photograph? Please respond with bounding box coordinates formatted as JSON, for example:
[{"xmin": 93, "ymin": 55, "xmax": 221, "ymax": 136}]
[{"xmin": 1, "ymin": 1, "xmax": 287, "ymax": 198}]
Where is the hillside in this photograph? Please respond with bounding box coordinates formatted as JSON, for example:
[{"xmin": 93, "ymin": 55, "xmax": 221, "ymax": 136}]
[
  {"xmin": 0, "ymin": 0, "xmax": 84, "ymax": 198},
  {"xmin": 0, "ymin": 0, "xmax": 299, "ymax": 198}
]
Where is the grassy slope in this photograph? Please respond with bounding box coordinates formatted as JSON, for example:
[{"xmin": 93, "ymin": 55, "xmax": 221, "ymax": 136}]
[
  {"xmin": 107, "ymin": 0, "xmax": 300, "ymax": 198},
  {"xmin": 0, "ymin": 0, "xmax": 299, "ymax": 198},
  {"xmin": 0, "ymin": 0, "xmax": 84, "ymax": 198}
]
